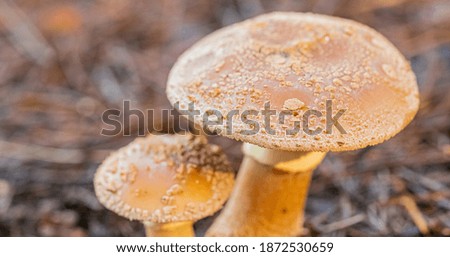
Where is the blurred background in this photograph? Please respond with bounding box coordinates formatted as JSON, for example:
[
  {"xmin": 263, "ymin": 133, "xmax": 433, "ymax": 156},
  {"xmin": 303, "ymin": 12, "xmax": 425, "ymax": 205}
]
[{"xmin": 0, "ymin": 0, "xmax": 449, "ymax": 236}]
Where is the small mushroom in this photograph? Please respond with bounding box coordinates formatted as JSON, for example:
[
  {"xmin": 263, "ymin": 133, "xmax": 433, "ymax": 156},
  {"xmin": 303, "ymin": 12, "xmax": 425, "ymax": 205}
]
[
  {"xmin": 94, "ymin": 134, "xmax": 234, "ymax": 236},
  {"xmin": 167, "ymin": 12, "xmax": 419, "ymax": 236}
]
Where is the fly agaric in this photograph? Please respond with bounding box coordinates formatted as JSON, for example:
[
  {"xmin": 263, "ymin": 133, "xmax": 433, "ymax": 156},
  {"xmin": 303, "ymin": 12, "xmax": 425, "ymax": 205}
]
[
  {"xmin": 166, "ymin": 12, "xmax": 419, "ymax": 236},
  {"xmin": 94, "ymin": 134, "xmax": 234, "ymax": 236}
]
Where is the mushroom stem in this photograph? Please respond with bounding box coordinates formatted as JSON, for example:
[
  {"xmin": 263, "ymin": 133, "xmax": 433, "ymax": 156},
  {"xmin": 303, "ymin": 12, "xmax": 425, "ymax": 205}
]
[
  {"xmin": 206, "ymin": 143, "xmax": 326, "ymax": 236},
  {"xmin": 144, "ymin": 221, "xmax": 195, "ymax": 237}
]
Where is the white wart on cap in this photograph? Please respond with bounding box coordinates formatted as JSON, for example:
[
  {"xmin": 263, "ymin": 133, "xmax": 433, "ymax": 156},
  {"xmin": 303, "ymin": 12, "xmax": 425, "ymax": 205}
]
[
  {"xmin": 94, "ymin": 134, "xmax": 234, "ymax": 223},
  {"xmin": 167, "ymin": 12, "xmax": 419, "ymax": 152}
]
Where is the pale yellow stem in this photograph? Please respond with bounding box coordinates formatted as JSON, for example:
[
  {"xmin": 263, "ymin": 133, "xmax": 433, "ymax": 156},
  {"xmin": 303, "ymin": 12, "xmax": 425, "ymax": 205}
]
[
  {"xmin": 206, "ymin": 143, "xmax": 326, "ymax": 236},
  {"xmin": 144, "ymin": 221, "xmax": 195, "ymax": 237}
]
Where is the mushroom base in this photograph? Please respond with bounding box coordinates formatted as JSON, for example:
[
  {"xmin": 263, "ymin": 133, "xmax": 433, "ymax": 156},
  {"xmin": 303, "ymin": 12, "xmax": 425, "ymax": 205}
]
[
  {"xmin": 206, "ymin": 144, "xmax": 326, "ymax": 236},
  {"xmin": 144, "ymin": 221, "xmax": 195, "ymax": 237}
]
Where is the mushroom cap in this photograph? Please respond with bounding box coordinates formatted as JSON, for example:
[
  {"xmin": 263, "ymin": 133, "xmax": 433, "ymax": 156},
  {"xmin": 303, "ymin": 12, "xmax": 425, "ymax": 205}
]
[
  {"xmin": 94, "ymin": 134, "xmax": 234, "ymax": 223},
  {"xmin": 166, "ymin": 12, "xmax": 419, "ymax": 152}
]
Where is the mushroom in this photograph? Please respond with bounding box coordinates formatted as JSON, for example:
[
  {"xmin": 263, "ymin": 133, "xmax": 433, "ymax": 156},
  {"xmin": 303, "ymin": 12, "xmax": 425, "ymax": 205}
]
[
  {"xmin": 166, "ymin": 12, "xmax": 419, "ymax": 236},
  {"xmin": 94, "ymin": 134, "xmax": 234, "ymax": 236}
]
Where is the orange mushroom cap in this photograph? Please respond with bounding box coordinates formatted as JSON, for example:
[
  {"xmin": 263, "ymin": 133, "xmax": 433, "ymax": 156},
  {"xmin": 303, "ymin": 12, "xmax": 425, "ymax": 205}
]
[
  {"xmin": 94, "ymin": 134, "xmax": 234, "ymax": 223},
  {"xmin": 167, "ymin": 12, "xmax": 419, "ymax": 152}
]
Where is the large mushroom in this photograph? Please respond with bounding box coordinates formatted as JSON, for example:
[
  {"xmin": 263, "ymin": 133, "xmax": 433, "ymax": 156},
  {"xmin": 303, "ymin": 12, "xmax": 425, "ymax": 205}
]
[
  {"xmin": 166, "ymin": 12, "xmax": 419, "ymax": 236},
  {"xmin": 94, "ymin": 134, "xmax": 234, "ymax": 236}
]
